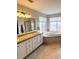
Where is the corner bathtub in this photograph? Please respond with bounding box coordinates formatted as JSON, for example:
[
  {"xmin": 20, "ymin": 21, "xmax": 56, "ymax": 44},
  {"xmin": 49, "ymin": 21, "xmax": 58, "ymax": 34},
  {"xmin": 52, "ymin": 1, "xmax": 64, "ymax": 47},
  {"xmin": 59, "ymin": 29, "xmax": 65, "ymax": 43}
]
[{"xmin": 43, "ymin": 31, "xmax": 61, "ymax": 44}]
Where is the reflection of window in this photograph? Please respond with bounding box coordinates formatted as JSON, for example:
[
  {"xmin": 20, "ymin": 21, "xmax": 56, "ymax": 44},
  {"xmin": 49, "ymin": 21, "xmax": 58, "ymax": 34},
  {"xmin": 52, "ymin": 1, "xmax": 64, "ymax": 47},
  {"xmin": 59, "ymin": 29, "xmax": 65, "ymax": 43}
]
[
  {"xmin": 31, "ymin": 20, "xmax": 36, "ymax": 31},
  {"xmin": 49, "ymin": 17, "xmax": 61, "ymax": 32},
  {"xmin": 31, "ymin": 21, "xmax": 34, "ymax": 30},
  {"xmin": 39, "ymin": 17, "xmax": 46, "ymax": 33}
]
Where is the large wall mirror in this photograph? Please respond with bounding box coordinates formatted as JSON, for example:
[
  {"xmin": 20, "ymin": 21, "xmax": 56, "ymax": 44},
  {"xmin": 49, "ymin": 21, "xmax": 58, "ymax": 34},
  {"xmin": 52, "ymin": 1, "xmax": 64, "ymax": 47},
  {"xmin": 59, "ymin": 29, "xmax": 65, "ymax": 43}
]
[
  {"xmin": 24, "ymin": 18, "xmax": 36, "ymax": 32},
  {"xmin": 17, "ymin": 17, "xmax": 36, "ymax": 35}
]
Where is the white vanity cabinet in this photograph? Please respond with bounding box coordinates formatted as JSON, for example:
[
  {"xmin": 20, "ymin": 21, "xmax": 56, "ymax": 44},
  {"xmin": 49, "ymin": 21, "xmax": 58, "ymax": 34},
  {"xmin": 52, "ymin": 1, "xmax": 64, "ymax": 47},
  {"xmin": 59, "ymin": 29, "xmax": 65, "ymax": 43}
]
[{"xmin": 17, "ymin": 33, "xmax": 43, "ymax": 59}]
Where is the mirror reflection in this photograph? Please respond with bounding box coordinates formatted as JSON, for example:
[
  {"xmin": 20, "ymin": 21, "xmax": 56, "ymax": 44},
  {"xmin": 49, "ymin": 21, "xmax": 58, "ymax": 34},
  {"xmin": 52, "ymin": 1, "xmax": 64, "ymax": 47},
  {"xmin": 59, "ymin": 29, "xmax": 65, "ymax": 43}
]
[
  {"xmin": 24, "ymin": 18, "xmax": 36, "ymax": 32},
  {"xmin": 17, "ymin": 17, "xmax": 36, "ymax": 35}
]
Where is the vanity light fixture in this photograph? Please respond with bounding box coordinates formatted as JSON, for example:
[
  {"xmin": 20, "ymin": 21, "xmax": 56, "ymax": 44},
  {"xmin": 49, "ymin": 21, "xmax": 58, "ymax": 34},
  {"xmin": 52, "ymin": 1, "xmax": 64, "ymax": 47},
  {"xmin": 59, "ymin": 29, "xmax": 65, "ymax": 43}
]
[{"xmin": 17, "ymin": 11, "xmax": 32, "ymax": 18}]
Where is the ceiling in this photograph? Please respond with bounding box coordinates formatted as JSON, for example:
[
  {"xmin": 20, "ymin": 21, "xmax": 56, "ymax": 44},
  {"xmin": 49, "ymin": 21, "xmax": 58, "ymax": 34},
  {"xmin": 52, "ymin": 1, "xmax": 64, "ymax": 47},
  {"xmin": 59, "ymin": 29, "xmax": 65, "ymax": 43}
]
[{"xmin": 17, "ymin": 0, "xmax": 61, "ymax": 15}]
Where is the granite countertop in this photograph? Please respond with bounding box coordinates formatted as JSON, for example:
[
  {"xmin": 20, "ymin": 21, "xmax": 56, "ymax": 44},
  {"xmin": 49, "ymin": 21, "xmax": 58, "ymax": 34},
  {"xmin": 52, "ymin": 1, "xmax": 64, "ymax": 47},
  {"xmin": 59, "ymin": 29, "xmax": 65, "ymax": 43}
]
[{"xmin": 17, "ymin": 32, "xmax": 42, "ymax": 44}]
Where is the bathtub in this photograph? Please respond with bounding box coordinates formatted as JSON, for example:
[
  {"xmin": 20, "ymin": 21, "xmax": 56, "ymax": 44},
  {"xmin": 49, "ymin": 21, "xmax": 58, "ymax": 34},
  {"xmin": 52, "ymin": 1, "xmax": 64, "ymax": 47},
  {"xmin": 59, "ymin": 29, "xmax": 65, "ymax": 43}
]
[{"xmin": 43, "ymin": 31, "xmax": 61, "ymax": 44}]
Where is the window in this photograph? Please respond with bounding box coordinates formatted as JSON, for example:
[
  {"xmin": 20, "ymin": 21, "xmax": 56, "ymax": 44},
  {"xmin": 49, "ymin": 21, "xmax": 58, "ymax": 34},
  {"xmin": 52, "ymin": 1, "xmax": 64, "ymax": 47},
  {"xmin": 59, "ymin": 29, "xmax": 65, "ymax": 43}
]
[
  {"xmin": 39, "ymin": 17, "xmax": 47, "ymax": 33},
  {"xmin": 49, "ymin": 17, "xmax": 61, "ymax": 32}
]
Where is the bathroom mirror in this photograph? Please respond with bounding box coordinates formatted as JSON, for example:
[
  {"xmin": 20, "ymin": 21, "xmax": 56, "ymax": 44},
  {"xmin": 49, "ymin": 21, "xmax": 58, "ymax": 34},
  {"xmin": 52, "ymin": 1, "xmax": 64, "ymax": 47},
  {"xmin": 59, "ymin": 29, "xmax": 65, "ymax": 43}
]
[
  {"xmin": 17, "ymin": 17, "xmax": 36, "ymax": 35},
  {"xmin": 24, "ymin": 18, "xmax": 36, "ymax": 32}
]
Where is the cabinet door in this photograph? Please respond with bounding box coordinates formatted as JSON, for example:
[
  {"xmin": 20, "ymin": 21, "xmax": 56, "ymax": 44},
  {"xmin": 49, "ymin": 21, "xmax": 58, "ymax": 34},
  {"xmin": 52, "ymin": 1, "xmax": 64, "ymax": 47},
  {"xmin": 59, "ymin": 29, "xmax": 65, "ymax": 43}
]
[
  {"xmin": 32, "ymin": 37, "xmax": 38, "ymax": 50},
  {"xmin": 40, "ymin": 34, "xmax": 43, "ymax": 44},
  {"xmin": 17, "ymin": 41, "xmax": 27, "ymax": 59},
  {"xmin": 17, "ymin": 44, "xmax": 21, "ymax": 59},
  {"xmin": 33, "ymin": 37, "xmax": 37, "ymax": 49},
  {"xmin": 32, "ymin": 37, "xmax": 36, "ymax": 50},
  {"xmin": 26, "ymin": 40, "xmax": 30, "ymax": 55},
  {"xmin": 35, "ymin": 36, "xmax": 39, "ymax": 48},
  {"xmin": 26, "ymin": 39, "xmax": 33, "ymax": 55},
  {"xmin": 37, "ymin": 35, "xmax": 40, "ymax": 46},
  {"xmin": 37, "ymin": 35, "xmax": 43, "ymax": 46},
  {"xmin": 29, "ymin": 39, "xmax": 33, "ymax": 52},
  {"xmin": 31, "ymin": 38, "xmax": 34, "ymax": 51}
]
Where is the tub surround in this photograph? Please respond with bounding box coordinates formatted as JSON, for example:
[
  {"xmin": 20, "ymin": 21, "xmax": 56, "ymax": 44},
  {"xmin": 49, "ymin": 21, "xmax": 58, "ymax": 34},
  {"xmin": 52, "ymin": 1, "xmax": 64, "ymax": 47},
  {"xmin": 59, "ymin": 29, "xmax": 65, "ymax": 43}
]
[{"xmin": 43, "ymin": 31, "xmax": 61, "ymax": 44}]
